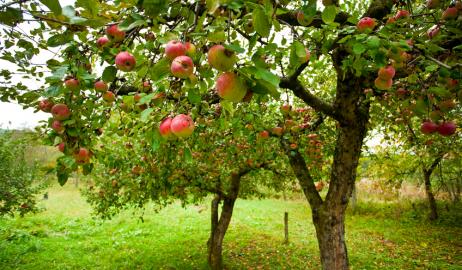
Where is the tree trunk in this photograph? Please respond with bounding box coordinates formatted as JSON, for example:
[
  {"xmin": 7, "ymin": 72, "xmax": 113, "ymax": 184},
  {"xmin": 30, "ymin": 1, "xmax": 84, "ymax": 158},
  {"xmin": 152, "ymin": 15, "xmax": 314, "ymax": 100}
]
[
  {"xmin": 423, "ymin": 170, "xmax": 438, "ymax": 220},
  {"xmin": 207, "ymin": 173, "xmax": 242, "ymax": 270}
]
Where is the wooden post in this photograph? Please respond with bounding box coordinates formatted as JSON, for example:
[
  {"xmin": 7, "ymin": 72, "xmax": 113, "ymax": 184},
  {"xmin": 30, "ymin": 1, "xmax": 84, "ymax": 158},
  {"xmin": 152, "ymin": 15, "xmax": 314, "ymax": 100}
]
[{"xmin": 284, "ymin": 212, "xmax": 289, "ymax": 244}]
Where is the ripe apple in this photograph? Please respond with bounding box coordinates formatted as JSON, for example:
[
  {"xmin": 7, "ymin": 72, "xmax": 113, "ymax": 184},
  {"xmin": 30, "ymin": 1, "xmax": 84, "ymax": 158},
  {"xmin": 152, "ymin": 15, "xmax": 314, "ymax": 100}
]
[
  {"xmin": 171, "ymin": 56, "xmax": 194, "ymax": 78},
  {"xmin": 271, "ymin": 127, "xmax": 284, "ymax": 136},
  {"xmin": 442, "ymin": 7, "xmax": 458, "ymax": 20},
  {"xmin": 159, "ymin": 117, "xmax": 173, "ymax": 139},
  {"xmin": 106, "ymin": 24, "xmax": 125, "ymax": 41},
  {"xmin": 115, "ymin": 51, "xmax": 136, "ymax": 72},
  {"xmin": 259, "ymin": 130, "xmax": 270, "ymax": 139},
  {"xmin": 427, "ymin": 26, "xmax": 440, "ymax": 39},
  {"xmin": 290, "ymin": 143, "xmax": 298, "ymax": 150},
  {"xmin": 438, "ymin": 121, "xmax": 456, "ymax": 136},
  {"xmin": 421, "ymin": 120, "xmax": 438, "ymax": 134},
  {"xmin": 395, "ymin": 10, "xmax": 410, "ymax": 20},
  {"xmin": 103, "ymin": 91, "xmax": 116, "ymax": 103},
  {"xmin": 39, "ymin": 99, "xmax": 54, "ymax": 112},
  {"xmin": 65, "ymin": 78, "xmax": 79, "ymax": 91},
  {"xmin": 378, "ymin": 66, "xmax": 395, "ymax": 80},
  {"xmin": 75, "ymin": 147, "xmax": 91, "ymax": 164},
  {"xmin": 184, "ymin": 42, "xmax": 196, "ymax": 56},
  {"xmin": 142, "ymin": 81, "xmax": 151, "ymax": 91},
  {"xmin": 165, "ymin": 40, "xmax": 186, "ymax": 60},
  {"xmin": 51, "ymin": 103, "xmax": 71, "ymax": 120},
  {"xmin": 208, "ymin": 45, "xmax": 237, "ymax": 71},
  {"xmin": 280, "ymin": 104, "xmax": 291, "ymax": 115},
  {"xmin": 171, "ymin": 114, "xmax": 195, "ymax": 138},
  {"xmin": 357, "ymin": 17, "xmax": 376, "ymax": 32},
  {"xmin": 96, "ymin": 36, "xmax": 109, "ymax": 48},
  {"xmin": 215, "ymin": 72, "xmax": 248, "ymax": 102},
  {"xmin": 57, "ymin": 142, "xmax": 65, "ymax": 152},
  {"xmin": 426, "ymin": 0, "xmax": 440, "ymax": 9},
  {"xmin": 374, "ymin": 77, "xmax": 393, "ymax": 90},
  {"xmin": 94, "ymin": 80, "xmax": 108, "ymax": 92},
  {"xmin": 51, "ymin": 120, "xmax": 64, "ymax": 133}
]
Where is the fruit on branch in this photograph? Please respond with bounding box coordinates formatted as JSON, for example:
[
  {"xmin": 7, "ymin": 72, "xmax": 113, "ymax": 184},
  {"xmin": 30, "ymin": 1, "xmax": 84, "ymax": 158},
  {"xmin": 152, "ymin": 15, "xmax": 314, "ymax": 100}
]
[
  {"xmin": 38, "ymin": 99, "xmax": 54, "ymax": 112},
  {"xmin": 74, "ymin": 147, "xmax": 91, "ymax": 164},
  {"xmin": 290, "ymin": 143, "xmax": 298, "ymax": 150},
  {"xmin": 357, "ymin": 17, "xmax": 376, "ymax": 33},
  {"xmin": 442, "ymin": 7, "xmax": 458, "ymax": 20},
  {"xmin": 134, "ymin": 93, "xmax": 141, "ymax": 103},
  {"xmin": 184, "ymin": 42, "xmax": 196, "ymax": 56},
  {"xmin": 300, "ymin": 48, "xmax": 311, "ymax": 63},
  {"xmin": 374, "ymin": 78, "xmax": 393, "ymax": 90},
  {"xmin": 426, "ymin": 0, "xmax": 440, "ymax": 9},
  {"xmin": 446, "ymin": 78, "xmax": 459, "ymax": 89},
  {"xmin": 396, "ymin": 88, "xmax": 408, "ymax": 98},
  {"xmin": 271, "ymin": 127, "xmax": 284, "ymax": 136},
  {"xmin": 259, "ymin": 130, "xmax": 270, "ymax": 139},
  {"xmin": 65, "ymin": 78, "xmax": 79, "ymax": 91},
  {"xmin": 421, "ymin": 120, "xmax": 438, "ymax": 134},
  {"xmin": 171, "ymin": 114, "xmax": 195, "ymax": 138},
  {"xmin": 142, "ymin": 81, "xmax": 151, "ymax": 91},
  {"xmin": 115, "ymin": 51, "xmax": 136, "ymax": 72},
  {"xmin": 165, "ymin": 40, "xmax": 186, "ymax": 60},
  {"xmin": 57, "ymin": 142, "xmax": 65, "ymax": 152},
  {"xmin": 208, "ymin": 45, "xmax": 237, "ymax": 71},
  {"xmin": 438, "ymin": 121, "xmax": 456, "ymax": 136},
  {"xmin": 215, "ymin": 72, "xmax": 248, "ymax": 102},
  {"xmin": 96, "ymin": 36, "xmax": 109, "ymax": 48},
  {"xmin": 106, "ymin": 24, "xmax": 125, "ymax": 41},
  {"xmin": 438, "ymin": 99, "xmax": 456, "ymax": 112},
  {"xmin": 280, "ymin": 104, "xmax": 291, "ymax": 115},
  {"xmin": 395, "ymin": 10, "xmax": 410, "ymax": 20},
  {"xmin": 51, "ymin": 104, "xmax": 71, "ymax": 120},
  {"xmin": 427, "ymin": 26, "xmax": 440, "ymax": 39},
  {"xmin": 103, "ymin": 91, "xmax": 116, "ymax": 103},
  {"xmin": 159, "ymin": 117, "xmax": 173, "ymax": 139},
  {"xmin": 171, "ymin": 56, "xmax": 194, "ymax": 79},
  {"xmin": 378, "ymin": 66, "xmax": 396, "ymax": 80},
  {"xmin": 51, "ymin": 120, "xmax": 64, "ymax": 133},
  {"xmin": 94, "ymin": 80, "xmax": 108, "ymax": 92},
  {"xmin": 296, "ymin": 11, "xmax": 312, "ymax": 26}
]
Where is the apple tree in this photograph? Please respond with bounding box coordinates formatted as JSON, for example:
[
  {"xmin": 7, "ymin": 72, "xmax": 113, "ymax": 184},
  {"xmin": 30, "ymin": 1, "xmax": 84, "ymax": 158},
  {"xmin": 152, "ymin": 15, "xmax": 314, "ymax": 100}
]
[{"xmin": 1, "ymin": 0, "xmax": 461, "ymax": 269}]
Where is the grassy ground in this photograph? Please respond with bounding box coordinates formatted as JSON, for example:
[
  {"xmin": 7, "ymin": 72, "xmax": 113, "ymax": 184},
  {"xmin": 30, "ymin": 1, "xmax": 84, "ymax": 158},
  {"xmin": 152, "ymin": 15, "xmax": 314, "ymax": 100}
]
[{"xmin": 0, "ymin": 184, "xmax": 461, "ymax": 270}]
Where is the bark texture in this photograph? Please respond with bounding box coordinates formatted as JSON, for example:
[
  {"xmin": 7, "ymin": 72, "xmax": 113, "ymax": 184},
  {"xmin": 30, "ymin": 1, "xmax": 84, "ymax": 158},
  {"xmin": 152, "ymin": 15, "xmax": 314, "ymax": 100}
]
[{"xmin": 423, "ymin": 156, "xmax": 443, "ymax": 220}]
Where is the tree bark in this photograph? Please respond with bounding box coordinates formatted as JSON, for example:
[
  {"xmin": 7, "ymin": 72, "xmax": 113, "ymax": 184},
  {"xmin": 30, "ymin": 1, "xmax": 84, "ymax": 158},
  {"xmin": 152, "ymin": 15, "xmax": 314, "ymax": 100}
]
[
  {"xmin": 207, "ymin": 173, "xmax": 242, "ymax": 270},
  {"xmin": 423, "ymin": 156, "xmax": 443, "ymax": 220}
]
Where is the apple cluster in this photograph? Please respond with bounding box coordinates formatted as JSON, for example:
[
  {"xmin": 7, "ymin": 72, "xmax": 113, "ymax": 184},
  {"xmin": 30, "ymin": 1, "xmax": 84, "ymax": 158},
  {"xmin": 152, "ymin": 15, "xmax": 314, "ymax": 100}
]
[{"xmin": 159, "ymin": 114, "xmax": 195, "ymax": 139}]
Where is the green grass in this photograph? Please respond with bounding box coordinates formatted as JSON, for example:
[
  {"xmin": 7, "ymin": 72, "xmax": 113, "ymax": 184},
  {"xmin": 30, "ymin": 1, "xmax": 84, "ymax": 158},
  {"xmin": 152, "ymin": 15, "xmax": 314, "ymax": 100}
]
[{"xmin": 1, "ymin": 184, "xmax": 461, "ymax": 270}]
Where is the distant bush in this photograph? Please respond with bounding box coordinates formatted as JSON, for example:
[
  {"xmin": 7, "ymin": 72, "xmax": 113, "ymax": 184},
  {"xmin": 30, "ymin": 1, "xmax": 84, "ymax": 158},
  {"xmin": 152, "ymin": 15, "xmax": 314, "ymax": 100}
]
[{"xmin": 0, "ymin": 131, "xmax": 46, "ymax": 216}]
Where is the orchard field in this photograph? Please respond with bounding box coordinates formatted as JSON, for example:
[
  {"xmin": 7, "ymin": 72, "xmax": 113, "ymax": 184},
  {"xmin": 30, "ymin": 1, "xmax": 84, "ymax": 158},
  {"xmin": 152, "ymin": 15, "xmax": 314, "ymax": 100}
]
[{"xmin": 1, "ymin": 182, "xmax": 461, "ymax": 270}]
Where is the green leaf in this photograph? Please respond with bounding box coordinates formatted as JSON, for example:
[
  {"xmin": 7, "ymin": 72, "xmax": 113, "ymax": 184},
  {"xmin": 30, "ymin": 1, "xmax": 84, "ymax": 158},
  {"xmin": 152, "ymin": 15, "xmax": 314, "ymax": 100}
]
[
  {"xmin": 253, "ymin": 6, "xmax": 271, "ymax": 37},
  {"xmin": 149, "ymin": 58, "xmax": 170, "ymax": 82},
  {"xmin": 75, "ymin": 0, "xmax": 98, "ymax": 17},
  {"xmin": 119, "ymin": 19, "xmax": 146, "ymax": 31},
  {"xmin": 223, "ymin": 43, "xmax": 245, "ymax": 54},
  {"xmin": 150, "ymin": 130, "xmax": 161, "ymax": 152},
  {"xmin": 184, "ymin": 147, "xmax": 193, "ymax": 163},
  {"xmin": 47, "ymin": 32, "xmax": 73, "ymax": 47},
  {"xmin": 143, "ymin": 0, "xmax": 168, "ymax": 17},
  {"xmin": 352, "ymin": 43, "xmax": 366, "ymax": 55},
  {"xmin": 187, "ymin": 88, "xmax": 201, "ymax": 104},
  {"xmin": 366, "ymin": 36, "xmax": 380, "ymax": 48},
  {"xmin": 428, "ymin": 86, "xmax": 450, "ymax": 98},
  {"xmin": 139, "ymin": 93, "xmax": 155, "ymax": 104},
  {"xmin": 322, "ymin": 5, "xmax": 337, "ymax": 24},
  {"xmin": 40, "ymin": 0, "xmax": 62, "ymax": 15},
  {"xmin": 0, "ymin": 8, "xmax": 23, "ymax": 26},
  {"xmin": 140, "ymin": 108, "xmax": 153, "ymax": 122},
  {"xmin": 254, "ymin": 67, "xmax": 280, "ymax": 88},
  {"xmin": 57, "ymin": 170, "xmax": 69, "ymax": 186},
  {"xmin": 62, "ymin": 5, "xmax": 87, "ymax": 24},
  {"xmin": 102, "ymin": 66, "xmax": 117, "ymax": 82}
]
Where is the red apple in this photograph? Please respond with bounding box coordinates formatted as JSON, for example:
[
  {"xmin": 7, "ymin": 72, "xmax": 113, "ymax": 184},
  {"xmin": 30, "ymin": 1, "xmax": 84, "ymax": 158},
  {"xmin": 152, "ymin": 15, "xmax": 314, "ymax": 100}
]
[
  {"xmin": 142, "ymin": 81, "xmax": 151, "ymax": 91},
  {"xmin": 159, "ymin": 117, "xmax": 173, "ymax": 139},
  {"xmin": 165, "ymin": 40, "xmax": 186, "ymax": 60},
  {"xmin": 184, "ymin": 42, "xmax": 196, "ymax": 56},
  {"xmin": 103, "ymin": 91, "xmax": 116, "ymax": 103},
  {"xmin": 38, "ymin": 99, "xmax": 54, "ymax": 112},
  {"xmin": 51, "ymin": 103, "xmax": 71, "ymax": 120},
  {"xmin": 290, "ymin": 143, "xmax": 298, "ymax": 150},
  {"xmin": 215, "ymin": 72, "xmax": 248, "ymax": 102},
  {"xmin": 106, "ymin": 24, "xmax": 125, "ymax": 41},
  {"xmin": 171, "ymin": 114, "xmax": 195, "ymax": 138},
  {"xmin": 259, "ymin": 130, "xmax": 270, "ymax": 139},
  {"xmin": 374, "ymin": 77, "xmax": 393, "ymax": 90},
  {"xmin": 94, "ymin": 80, "xmax": 108, "ymax": 92},
  {"xmin": 395, "ymin": 10, "xmax": 410, "ymax": 20},
  {"xmin": 438, "ymin": 121, "xmax": 456, "ymax": 136},
  {"xmin": 280, "ymin": 104, "xmax": 291, "ymax": 115},
  {"xmin": 96, "ymin": 36, "xmax": 109, "ymax": 48},
  {"xmin": 208, "ymin": 45, "xmax": 237, "ymax": 71},
  {"xmin": 65, "ymin": 78, "xmax": 79, "ymax": 91},
  {"xmin": 357, "ymin": 17, "xmax": 376, "ymax": 33},
  {"xmin": 271, "ymin": 127, "xmax": 284, "ymax": 136},
  {"xmin": 447, "ymin": 78, "xmax": 459, "ymax": 89},
  {"xmin": 115, "ymin": 51, "xmax": 136, "ymax": 72},
  {"xmin": 171, "ymin": 56, "xmax": 194, "ymax": 78},
  {"xmin": 57, "ymin": 142, "xmax": 65, "ymax": 152},
  {"xmin": 378, "ymin": 66, "xmax": 395, "ymax": 80},
  {"xmin": 75, "ymin": 147, "xmax": 91, "ymax": 163},
  {"xmin": 442, "ymin": 7, "xmax": 458, "ymax": 20},
  {"xmin": 134, "ymin": 93, "xmax": 142, "ymax": 103},
  {"xmin": 421, "ymin": 120, "xmax": 438, "ymax": 134},
  {"xmin": 427, "ymin": 26, "xmax": 440, "ymax": 39},
  {"xmin": 51, "ymin": 120, "xmax": 64, "ymax": 133}
]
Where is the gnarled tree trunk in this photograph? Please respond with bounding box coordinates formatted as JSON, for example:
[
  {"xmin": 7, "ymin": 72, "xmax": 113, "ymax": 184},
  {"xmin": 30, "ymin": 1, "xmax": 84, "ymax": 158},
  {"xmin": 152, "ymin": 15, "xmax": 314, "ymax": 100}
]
[{"xmin": 423, "ymin": 155, "xmax": 443, "ymax": 221}]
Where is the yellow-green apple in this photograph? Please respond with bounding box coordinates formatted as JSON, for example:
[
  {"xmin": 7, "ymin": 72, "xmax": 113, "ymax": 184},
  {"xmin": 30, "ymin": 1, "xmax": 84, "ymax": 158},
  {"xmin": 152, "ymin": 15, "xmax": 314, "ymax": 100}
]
[
  {"xmin": 374, "ymin": 77, "xmax": 393, "ymax": 90},
  {"xmin": 38, "ymin": 99, "xmax": 54, "ymax": 112},
  {"xmin": 115, "ymin": 51, "xmax": 136, "ymax": 72},
  {"xmin": 51, "ymin": 103, "xmax": 71, "ymax": 120},
  {"xmin": 103, "ymin": 91, "xmax": 116, "ymax": 103},
  {"xmin": 159, "ymin": 117, "xmax": 173, "ymax": 139},
  {"xmin": 165, "ymin": 40, "xmax": 186, "ymax": 60},
  {"xmin": 357, "ymin": 17, "xmax": 376, "ymax": 32},
  {"xmin": 215, "ymin": 72, "xmax": 247, "ymax": 102},
  {"xmin": 207, "ymin": 45, "xmax": 237, "ymax": 71},
  {"xmin": 106, "ymin": 24, "xmax": 125, "ymax": 41},
  {"xmin": 184, "ymin": 42, "xmax": 196, "ymax": 56},
  {"xmin": 438, "ymin": 121, "xmax": 456, "ymax": 136},
  {"xmin": 171, "ymin": 114, "xmax": 195, "ymax": 138},
  {"xmin": 94, "ymin": 80, "xmax": 108, "ymax": 92},
  {"xmin": 378, "ymin": 66, "xmax": 395, "ymax": 80},
  {"xmin": 171, "ymin": 56, "xmax": 194, "ymax": 78}
]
